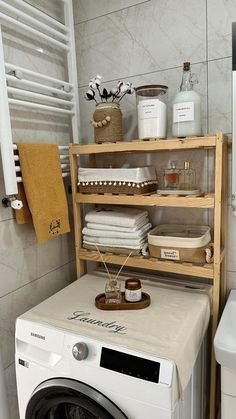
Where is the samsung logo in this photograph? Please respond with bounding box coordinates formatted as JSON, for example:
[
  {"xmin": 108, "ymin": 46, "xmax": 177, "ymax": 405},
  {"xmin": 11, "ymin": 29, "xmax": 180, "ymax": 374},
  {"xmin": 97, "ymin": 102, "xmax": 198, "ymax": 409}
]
[{"xmin": 30, "ymin": 332, "xmax": 45, "ymax": 341}]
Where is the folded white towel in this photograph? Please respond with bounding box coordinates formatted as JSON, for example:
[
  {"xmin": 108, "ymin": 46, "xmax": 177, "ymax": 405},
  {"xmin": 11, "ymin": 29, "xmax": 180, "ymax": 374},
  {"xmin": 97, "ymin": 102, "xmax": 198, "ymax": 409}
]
[
  {"xmin": 83, "ymin": 235, "xmax": 146, "ymax": 248},
  {"xmin": 83, "ymin": 240, "xmax": 146, "ymax": 250},
  {"xmin": 83, "ymin": 243, "xmax": 142, "ymax": 255},
  {"xmin": 82, "ymin": 222, "xmax": 152, "ymax": 239},
  {"xmin": 87, "ymin": 217, "xmax": 149, "ymax": 232},
  {"xmin": 85, "ymin": 207, "xmax": 148, "ymax": 228}
]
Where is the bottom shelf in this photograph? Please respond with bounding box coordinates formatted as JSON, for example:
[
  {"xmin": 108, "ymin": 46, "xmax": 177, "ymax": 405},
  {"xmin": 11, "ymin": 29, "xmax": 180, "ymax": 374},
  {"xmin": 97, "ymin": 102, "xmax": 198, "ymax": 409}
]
[{"xmin": 78, "ymin": 249, "xmax": 214, "ymax": 279}]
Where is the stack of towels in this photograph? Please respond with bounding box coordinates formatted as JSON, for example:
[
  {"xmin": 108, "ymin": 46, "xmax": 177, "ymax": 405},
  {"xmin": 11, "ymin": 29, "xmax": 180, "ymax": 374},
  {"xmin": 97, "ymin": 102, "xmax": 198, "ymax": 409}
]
[{"xmin": 82, "ymin": 207, "xmax": 152, "ymax": 255}]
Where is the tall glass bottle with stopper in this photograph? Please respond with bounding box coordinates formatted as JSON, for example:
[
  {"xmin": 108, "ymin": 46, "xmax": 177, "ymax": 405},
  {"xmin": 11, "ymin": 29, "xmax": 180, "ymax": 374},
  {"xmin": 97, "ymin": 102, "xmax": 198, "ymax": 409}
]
[
  {"xmin": 180, "ymin": 161, "xmax": 196, "ymax": 190},
  {"xmin": 172, "ymin": 62, "xmax": 201, "ymax": 138}
]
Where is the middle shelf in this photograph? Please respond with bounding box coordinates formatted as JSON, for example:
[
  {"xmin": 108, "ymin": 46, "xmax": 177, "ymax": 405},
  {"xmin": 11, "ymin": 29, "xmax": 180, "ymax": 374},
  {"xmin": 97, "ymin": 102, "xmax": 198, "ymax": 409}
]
[
  {"xmin": 78, "ymin": 248, "xmax": 217, "ymax": 279},
  {"xmin": 75, "ymin": 192, "xmax": 215, "ymax": 208}
]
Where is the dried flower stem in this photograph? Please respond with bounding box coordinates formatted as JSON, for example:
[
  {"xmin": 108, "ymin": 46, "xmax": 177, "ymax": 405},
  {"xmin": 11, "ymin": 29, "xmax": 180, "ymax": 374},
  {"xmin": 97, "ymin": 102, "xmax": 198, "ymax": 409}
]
[
  {"xmin": 97, "ymin": 86, "xmax": 104, "ymax": 102},
  {"xmin": 114, "ymin": 251, "xmax": 133, "ymax": 282},
  {"xmin": 95, "ymin": 245, "xmax": 112, "ymax": 282}
]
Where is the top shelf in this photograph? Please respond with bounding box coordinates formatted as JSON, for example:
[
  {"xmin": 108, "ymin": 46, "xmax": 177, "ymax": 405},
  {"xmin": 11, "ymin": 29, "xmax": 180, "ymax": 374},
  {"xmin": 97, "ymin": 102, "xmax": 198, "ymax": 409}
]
[{"xmin": 70, "ymin": 134, "xmax": 227, "ymax": 155}]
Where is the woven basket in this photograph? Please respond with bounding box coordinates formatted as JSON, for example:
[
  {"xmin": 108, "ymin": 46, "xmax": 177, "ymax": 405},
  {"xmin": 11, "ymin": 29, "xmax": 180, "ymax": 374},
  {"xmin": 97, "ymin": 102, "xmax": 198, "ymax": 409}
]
[
  {"xmin": 79, "ymin": 182, "xmax": 157, "ymax": 195},
  {"xmin": 91, "ymin": 102, "xmax": 123, "ymax": 143}
]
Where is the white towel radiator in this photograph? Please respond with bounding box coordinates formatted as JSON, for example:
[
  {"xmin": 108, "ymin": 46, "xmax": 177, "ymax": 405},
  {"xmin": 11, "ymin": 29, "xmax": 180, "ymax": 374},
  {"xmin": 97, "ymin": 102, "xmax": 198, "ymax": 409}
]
[{"xmin": 0, "ymin": 0, "xmax": 80, "ymax": 209}]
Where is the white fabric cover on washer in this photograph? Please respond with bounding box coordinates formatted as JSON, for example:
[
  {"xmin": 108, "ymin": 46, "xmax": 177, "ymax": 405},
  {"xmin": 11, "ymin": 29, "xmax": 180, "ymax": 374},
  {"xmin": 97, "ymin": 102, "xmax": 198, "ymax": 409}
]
[{"xmin": 20, "ymin": 271, "xmax": 210, "ymax": 394}]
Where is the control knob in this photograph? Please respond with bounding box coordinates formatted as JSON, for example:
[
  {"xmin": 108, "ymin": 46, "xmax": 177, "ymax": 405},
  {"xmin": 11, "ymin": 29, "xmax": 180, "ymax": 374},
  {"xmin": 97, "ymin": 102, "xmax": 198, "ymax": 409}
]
[{"xmin": 72, "ymin": 342, "xmax": 88, "ymax": 360}]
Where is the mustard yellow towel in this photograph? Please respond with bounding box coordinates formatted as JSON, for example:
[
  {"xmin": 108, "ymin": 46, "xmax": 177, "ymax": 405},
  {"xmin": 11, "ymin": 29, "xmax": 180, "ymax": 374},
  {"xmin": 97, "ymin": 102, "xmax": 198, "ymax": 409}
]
[
  {"xmin": 16, "ymin": 143, "xmax": 70, "ymax": 244},
  {"xmin": 15, "ymin": 182, "xmax": 32, "ymax": 225}
]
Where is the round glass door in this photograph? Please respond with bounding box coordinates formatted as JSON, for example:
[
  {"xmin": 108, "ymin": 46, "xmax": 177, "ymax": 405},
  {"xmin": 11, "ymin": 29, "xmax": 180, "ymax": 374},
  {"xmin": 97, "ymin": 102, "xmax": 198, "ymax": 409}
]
[{"xmin": 26, "ymin": 379, "xmax": 128, "ymax": 419}]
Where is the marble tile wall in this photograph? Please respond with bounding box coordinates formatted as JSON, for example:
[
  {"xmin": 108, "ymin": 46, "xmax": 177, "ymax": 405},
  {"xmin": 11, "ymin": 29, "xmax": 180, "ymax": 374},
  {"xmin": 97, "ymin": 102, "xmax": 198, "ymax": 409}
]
[
  {"xmin": 2, "ymin": 0, "xmax": 234, "ymax": 416},
  {"xmin": 73, "ymin": 0, "xmax": 236, "ymax": 287},
  {"xmin": 0, "ymin": 2, "xmax": 76, "ymax": 417}
]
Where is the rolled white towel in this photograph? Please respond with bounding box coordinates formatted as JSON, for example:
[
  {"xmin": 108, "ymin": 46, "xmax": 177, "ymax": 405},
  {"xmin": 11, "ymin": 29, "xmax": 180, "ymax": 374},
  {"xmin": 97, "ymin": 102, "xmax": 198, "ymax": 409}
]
[
  {"xmin": 82, "ymin": 223, "xmax": 152, "ymax": 239},
  {"xmin": 85, "ymin": 207, "xmax": 148, "ymax": 228}
]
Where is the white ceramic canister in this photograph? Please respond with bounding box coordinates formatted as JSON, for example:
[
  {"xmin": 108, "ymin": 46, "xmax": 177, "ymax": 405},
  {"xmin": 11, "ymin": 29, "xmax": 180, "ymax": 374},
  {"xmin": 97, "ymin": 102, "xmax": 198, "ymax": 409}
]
[{"xmin": 135, "ymin": 85, "xmax": 168, "ymax": 139}]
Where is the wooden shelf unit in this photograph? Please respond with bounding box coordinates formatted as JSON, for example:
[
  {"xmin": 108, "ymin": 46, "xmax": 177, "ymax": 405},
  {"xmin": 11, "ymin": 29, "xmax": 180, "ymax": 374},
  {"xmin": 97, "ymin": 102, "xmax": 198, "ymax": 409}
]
[{"xmin": 69, "ymin": 132, "xmax": 228, "ymax": 419}]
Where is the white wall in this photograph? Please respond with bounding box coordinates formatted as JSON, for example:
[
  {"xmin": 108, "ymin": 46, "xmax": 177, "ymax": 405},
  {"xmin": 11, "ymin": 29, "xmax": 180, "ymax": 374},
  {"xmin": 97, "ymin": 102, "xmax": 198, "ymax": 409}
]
[
  {"xmin": 73, "ymin": 0, "xmax": 236, "ymax": 288},
  {"xmin": 0, "ymin": 1, "xmax": 76, "ymax": 417}
]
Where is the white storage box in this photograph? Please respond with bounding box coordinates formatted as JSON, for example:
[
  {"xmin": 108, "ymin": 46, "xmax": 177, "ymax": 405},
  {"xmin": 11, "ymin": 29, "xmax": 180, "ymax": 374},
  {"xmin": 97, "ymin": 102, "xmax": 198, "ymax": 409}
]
[{"xmin": 148, "ymin": 224, "xmax": 212, "ymax": 263}]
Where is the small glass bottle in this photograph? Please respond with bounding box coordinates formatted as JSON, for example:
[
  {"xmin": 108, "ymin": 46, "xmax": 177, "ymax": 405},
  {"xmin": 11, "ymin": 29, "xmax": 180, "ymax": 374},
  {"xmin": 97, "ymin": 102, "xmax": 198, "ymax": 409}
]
[
  {"xmin": 163, "ymin": 161, "xmax": 180, "ymax": 190},
  {"xmin": 180, "ymin": 161, "xmax": 196, "ymax": 190},
  {"xmin": 105, "ymin": 279, "xmax": 121, "ymax": 304},
  {"xmin": 172, "ymin": 62, "xmax": 201, "ymax": 138}
]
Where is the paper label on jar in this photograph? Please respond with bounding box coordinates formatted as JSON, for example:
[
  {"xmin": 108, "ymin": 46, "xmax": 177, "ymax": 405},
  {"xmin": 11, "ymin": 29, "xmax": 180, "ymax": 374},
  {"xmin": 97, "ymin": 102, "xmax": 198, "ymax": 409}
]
[
  {"xmin": 138, "ymin": 99, "xmax": 161, "ymax": 119},
  {"xmin": 125, "ymin": 288, "xmax": 142, "ymax": 302},
  {"xmin": 173, "ymin": 102, "xmax": 194, "ymax": 123},
  {"xmin": 161, "ymin": 248, "xmax": 180, "ymax": 260}
]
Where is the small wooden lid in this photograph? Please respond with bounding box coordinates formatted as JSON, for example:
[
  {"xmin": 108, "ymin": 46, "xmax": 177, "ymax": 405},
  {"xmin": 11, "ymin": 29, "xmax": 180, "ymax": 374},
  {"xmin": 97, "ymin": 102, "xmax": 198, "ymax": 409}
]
[{"xmin": 125, "ymin": 278, "xmax": 141, "ymax": 290}]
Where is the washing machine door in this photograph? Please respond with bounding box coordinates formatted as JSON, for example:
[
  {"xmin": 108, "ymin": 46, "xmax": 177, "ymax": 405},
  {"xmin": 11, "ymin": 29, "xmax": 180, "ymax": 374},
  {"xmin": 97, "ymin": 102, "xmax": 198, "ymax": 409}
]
[{"xmin": 26, "ymin": 378, "xmax": 128, "ymax": 419}]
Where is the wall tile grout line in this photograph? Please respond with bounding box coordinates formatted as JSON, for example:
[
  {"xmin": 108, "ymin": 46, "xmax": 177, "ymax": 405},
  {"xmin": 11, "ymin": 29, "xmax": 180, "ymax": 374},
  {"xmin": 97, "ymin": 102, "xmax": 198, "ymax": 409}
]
[
  {"xmin": 0, "ymin": 259, "xmax": 75, "ymax": 301},
  {"xmin": 4, "ymin": 360, "xmax": 15, "ymax": 372},
  {"xmin": 74, "ymin": 1, "xmax": 151, "ymax": 26},
  {"xmin": 207, "ymin": 55, "xmax": 232, "ymax": 63},
  {"xmin": 0, "ymin": 216, "xmax": 14, "ymax": 223},
  {"xmin": 77, "ymin": 56, "xmax": 232, "ymax": 90},
  {"xmin": 78, "ymin": 60, "xmax": 210, "ymax": 89}
]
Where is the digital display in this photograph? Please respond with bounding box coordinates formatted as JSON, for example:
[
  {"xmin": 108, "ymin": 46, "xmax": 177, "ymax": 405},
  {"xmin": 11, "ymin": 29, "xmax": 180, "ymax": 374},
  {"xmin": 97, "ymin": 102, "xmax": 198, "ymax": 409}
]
[{"xmin": 100, "ymin": 347, "xmax": 160, "ymax": 384}]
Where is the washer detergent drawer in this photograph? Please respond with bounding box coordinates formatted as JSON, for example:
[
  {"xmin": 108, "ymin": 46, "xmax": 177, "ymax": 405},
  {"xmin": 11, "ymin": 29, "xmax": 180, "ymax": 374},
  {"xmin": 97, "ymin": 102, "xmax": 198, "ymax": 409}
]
[{"xmin": 16, "ymin": 318, "xmax": 64, "ymax": 367}]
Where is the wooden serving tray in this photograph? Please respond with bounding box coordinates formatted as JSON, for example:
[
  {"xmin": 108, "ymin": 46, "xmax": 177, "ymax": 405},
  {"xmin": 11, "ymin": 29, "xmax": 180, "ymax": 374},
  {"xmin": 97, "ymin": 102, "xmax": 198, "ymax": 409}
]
[{"xmin": 95, "ymin": 292, "xmax": 150, "ymax": 310}]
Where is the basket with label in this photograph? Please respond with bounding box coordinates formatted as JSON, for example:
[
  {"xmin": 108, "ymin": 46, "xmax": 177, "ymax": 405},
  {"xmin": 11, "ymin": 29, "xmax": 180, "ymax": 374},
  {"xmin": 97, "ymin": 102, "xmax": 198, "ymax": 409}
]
[
  {"xmin": 147, "ymin": 224, "xmax": 213, "ymax": 264},
  {"xmin": 78, "ymin": 167, "xmax": 158, "ymax": 195}
]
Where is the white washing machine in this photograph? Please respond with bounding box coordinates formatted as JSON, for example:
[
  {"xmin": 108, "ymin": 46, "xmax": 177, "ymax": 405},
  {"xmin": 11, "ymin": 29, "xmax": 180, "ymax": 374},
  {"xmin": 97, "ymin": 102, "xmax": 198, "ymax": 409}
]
[{"xmin": 15, "ymin": 270, "xmax": 211, "ymax": 419}]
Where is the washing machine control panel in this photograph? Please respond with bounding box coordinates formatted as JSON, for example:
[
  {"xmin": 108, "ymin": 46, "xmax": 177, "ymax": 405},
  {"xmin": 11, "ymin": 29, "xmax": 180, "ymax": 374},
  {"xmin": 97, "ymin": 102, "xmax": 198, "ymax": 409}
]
[
  {"xmin": 72, "ymin": 342, "xmax": 89, "ymax": 360},
  {"xmin": 100, "ymin": 347, "xmax": 160, "ymax": 383}
]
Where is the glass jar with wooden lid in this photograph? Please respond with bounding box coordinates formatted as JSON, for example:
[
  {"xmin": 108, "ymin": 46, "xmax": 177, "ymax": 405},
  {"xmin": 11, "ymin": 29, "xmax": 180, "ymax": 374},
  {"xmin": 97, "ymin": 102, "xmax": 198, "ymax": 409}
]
[{"xmin": 125, "ymin": 279, "xmax": 142, "ymax": 302}]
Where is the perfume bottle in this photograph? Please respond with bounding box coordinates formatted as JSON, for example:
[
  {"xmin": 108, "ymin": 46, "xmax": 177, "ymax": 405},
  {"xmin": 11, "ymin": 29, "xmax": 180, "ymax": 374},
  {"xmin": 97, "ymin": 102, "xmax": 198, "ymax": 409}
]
[
  {"xmin": 163, "ymin": 161, "xmax": 180, "ymax": 190},
  {"xmin": 180, "ymin": 161, "xmax": 196, "ymax": 190},
  {"xmin": 172, "ymin": 62, "xmax": 201, "ymax": 138},
  {"xmin": 105, "ymin": 279, "xmax": 121, "ymax": 304}
]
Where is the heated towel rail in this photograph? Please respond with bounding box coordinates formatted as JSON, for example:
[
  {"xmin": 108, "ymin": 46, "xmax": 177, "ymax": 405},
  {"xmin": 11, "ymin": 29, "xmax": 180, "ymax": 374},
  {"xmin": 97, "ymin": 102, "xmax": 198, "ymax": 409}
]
[{"xmin": 0, "ymin": 0, "xmax": 80, "ymax": 209}]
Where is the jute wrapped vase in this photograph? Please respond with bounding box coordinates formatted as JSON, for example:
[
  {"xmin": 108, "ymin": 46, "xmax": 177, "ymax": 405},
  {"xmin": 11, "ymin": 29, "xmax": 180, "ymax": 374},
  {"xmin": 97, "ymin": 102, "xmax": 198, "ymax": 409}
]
[{"xmin": 91, "ymin": 102, "xmax": 123, "ymax": 143}]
